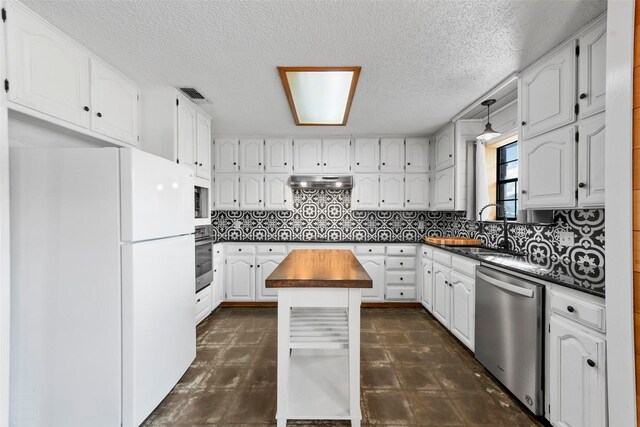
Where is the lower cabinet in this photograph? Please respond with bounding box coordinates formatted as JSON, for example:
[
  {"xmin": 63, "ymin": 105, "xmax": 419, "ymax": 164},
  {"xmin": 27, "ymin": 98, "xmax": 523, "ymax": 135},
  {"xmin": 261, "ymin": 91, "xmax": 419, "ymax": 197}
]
[
  {"xmin": 421, "ymin": 257, "xmax": 433, "ymax": 311},
  {"xmin": 357, "ymin": 255, "xmax": 385, "ymax": 302},
  {"xmin": 432, "ymin": 262, "xmax": 450, "ymax": 327},
  {"xmin": 256, "ymin": 254, "xmax": 286, "ymax": 301},
  {"xmin": 195, "ymin": 285, "xmax": 212, "ymax": 325},
  {"xmin": 212, "ymin": 258, "xmax": 223, "ymax": 309},
  {"xmin": 224, "ymin": 255, "xmax": 255, "ymax": 301}
]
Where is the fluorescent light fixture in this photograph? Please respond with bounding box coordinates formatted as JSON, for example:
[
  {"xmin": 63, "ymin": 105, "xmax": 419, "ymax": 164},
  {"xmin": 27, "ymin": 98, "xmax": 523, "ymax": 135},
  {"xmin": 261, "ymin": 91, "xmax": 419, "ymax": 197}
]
[{"xmin": 278, "ymin": 66, "xmax": 361, "ymax": 126}]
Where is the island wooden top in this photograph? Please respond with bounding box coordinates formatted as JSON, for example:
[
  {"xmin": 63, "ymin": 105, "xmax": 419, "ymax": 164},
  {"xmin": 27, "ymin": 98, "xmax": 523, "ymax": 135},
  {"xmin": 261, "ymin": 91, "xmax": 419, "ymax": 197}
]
[{"xmin": 265, "ymin": 249, "xmax": 373, "ymax": 288}]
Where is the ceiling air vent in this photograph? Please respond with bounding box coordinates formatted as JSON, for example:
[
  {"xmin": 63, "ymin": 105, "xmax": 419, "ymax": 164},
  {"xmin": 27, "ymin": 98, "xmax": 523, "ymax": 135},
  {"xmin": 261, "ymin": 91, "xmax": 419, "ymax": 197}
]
[{"xmin": 178, "ymin": 87, "xmax": 209, "ymax": 104}]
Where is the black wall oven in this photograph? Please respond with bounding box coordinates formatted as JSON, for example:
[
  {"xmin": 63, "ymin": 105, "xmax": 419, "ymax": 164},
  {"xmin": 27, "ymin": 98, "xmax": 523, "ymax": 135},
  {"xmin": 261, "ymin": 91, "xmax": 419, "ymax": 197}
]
[{"xmin": 195, "ymin": 225, "xmax": 213, "ymax": 293}]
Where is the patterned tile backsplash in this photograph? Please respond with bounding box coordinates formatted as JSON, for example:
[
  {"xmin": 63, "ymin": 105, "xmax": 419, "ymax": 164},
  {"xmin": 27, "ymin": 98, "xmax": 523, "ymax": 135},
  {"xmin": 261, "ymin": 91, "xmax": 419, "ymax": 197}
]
[{"xmin": 211, "ymin": 189, "xmax": 605, "ymax": 268}]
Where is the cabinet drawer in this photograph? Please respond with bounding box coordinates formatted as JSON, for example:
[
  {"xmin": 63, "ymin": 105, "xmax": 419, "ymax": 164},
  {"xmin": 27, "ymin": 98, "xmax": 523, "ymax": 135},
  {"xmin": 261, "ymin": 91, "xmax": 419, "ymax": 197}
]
[
  {"xmin": 386, "ymin": 271, "xmax": 416, "ymax": 285},
  {"xmin": 225, "ymin": 244, "xmax": 256, "ymax": 255},
  {"xmin": 550, "ymin": 290, "xmax": 605, "ymax": 333},
  {"xmin": 196, "ymin": 286, "xmax": 212, "ymax": 314},
  {"xmin": 387, "ymin": 245, "xmax": 417, "ymax": 256},
  {"xmin": 452, "ymin": 256, "xmax": 479, "ymax": 277},
  {"xmin": 432, "ymin": 249, "xmax": 452, "ymax": 267},
  {"xmin": 256, "ymin": 244, "xmax": 287, "ymax": 255},
  {"xmin": 386, "ymin": 257, "xmax": 416, "ymax": 270},
  {"xmin": 355, "ymin": 245, "xmax": 385, "ymax": 255},
  {"xmin": 386, "ymin": 286, "xmax": 416, "ymax": 300},
  {"xmin": 421, "ymin": 246, "xmax": 433, "ymax": 258}
]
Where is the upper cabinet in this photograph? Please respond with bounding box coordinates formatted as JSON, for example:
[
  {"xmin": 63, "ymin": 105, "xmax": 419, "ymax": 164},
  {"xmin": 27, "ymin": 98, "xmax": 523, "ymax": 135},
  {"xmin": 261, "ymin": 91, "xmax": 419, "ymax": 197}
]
[
  {"xmin": 239, "ymin": 138, "xmax": 265, "ymax": 173},
  {"xmin": 293, "ymin": 138, "xmax": 351, "ymax": 174},
  {"xmin": 405, "ymin": 175, "xmax": 429, "ymax": 210},
  {"xmin": 354, "ymin": 138, "xmax": 380, "ymax": 173},
  {"xmin": 322, "ymin": 138, "xmax": 351, "ymax": 173},
  {"xmin": 405, "ymin": 137, "xmax": 430, "ymax": 173},
  {"xmin": 195, "ymin": 111, "xmax": 212, "ymax": 180},
  {"xmin": 177, "ymin": 95, "xmax": 197, "ymax": 172},
  {"xmin": 6, "ymin": 3, "xmax": 140, "ymax": 146},
  {"xmin": 379, "ymin": 174, "xmax": 405, "ymax": 210},
  {"xmin": 213, "ymin": 138, "xmax": 239, "ymax": 173},
  {"xmin": 520, "ymin": 41, "xmax": 577, "ymax": 140},
  {"xmin": 380, "ymin": 138, "xmax": 405, "ymax": 173},
  {"xmin": 352, "ymin": 174, "xmax": 380, "ymax": 210},
  {"xmin": 293, "ymin": 139, "xmax": 322, "ymax": 173},
  {"xmin": 264, "ymin": 138, "xmax": 292, "ymax": 173},
  {"xmin": 433, "ymin": 168, "xmax": 455, "ymax": 210},
  {"xmin": 578, "ymin": 113, "xmax": 605, "ymax": 207},
  {"xmin": 434, "ymin": 124, "xmax": 454, "ymax": 171},
  {"xmin": 578, "ymin": 19, "xmax": 607, "ymax": 119}
]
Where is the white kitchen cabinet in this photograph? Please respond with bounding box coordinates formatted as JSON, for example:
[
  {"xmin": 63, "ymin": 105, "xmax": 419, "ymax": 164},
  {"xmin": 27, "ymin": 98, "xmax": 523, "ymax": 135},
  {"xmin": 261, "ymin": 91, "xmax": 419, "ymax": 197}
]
[
  {"xmin": 90, "ymin": 59, "xmax": 139, "ymax": 145},
  {"xmin": 434, "ymin": 123, "xmax": 455, "ymax": 171},
  {"xmin": 520, "ymin": 41, "xmax": 577, "ymax": 140},
  {"xmin": 405, "ymin": 137, "xmax": 429, "ymax": 173},
  {"xmin": 240, "ymin": 138, "xmax": 265, "ymax": 173},
  {"xmin": 449, "ymin": 271, "xmax": 474, "ymax": 351},
  {"xmin": 322, "ymin": 138, "xmax": 352, "ymax": 173},
  {"xmin": 225, "ymin": 256, "xmax": 255, "ymax": 301},
  {"xmin": 264, "ymin": 174, "xmax": 291, "ymax": 210},
  {"xmin": 214, "ymin": 138, "xmax": 239, "ymax": 172},
  {"xmin": 214, "ymin": 173, "xmax": 239, "ymax": 210},
  {"xmin": 380, "ymin": 138, "xmax": 405, "ymax": 173},
  {"xmin": 549, "ymin": 316, "xmax": 607, "ymax": 427},
  {"xmin": 293, "ymin": 139, "xmax": 322, "ymax": 173},
  {"xmin": 578, "ymin": 113, "xmax": 605, "ymax": 207},
  {"xmin": 578, "ymin": 19, "xmax": 607, "ymax": 119},
  {"xmin": 421, "ymin": 258, "xmax": 433, "ymax": 312},
  {"xmin": 195, "ymin": 285, "xmax": 212, "ymax": 325},
  {"xmin": 239, "ymin": 174, "xmax": 264, "ymax": 210},
  {"xmin": 256, "ymin": 255, "xmax": 285, "ymax": 301},
  {"xmin": 195, "ymin": 110, "xmax": 212, "ymax": 180},
  {"xmin": 6, "ymin": 3, "xmax": 91, "ymax": 128},
  {"xmin": 357, "ymin": 256, "xmax": 385, "ymax": 302},
  {"xmin": 177, "ymin": 95, "xmax": 197, "ymax": 172},
  {"xmin": 380, "ymin": 174, "xmax": 405, "ymax": 210},
  {"xmin": 405, "ymin": 175, "xmax": 429, "ymax": 210},
  {"xmin": 520, "ymin": 125, "xmax": 576, "ymax": 209},
  {"xmin": 354, "ymin": 138, "xmax": 380, "ymax": 173},
  {"xmin": 352, "ymin": 174, "xmax": 379, "ymax": 210},
  {"xmin": 212, "ymin": 257, "xmax": 223, "ymax": 309},
  {"xmin": 265, "ymin": 138, "xmax": 292, "ymax": 173},
  {"xmin": 433, "ymin": 167, "xmax": 454, "ymax": 210},
  {"xmin": 432, "ymin": 263, "xmax": 450, "ymax": 328}
]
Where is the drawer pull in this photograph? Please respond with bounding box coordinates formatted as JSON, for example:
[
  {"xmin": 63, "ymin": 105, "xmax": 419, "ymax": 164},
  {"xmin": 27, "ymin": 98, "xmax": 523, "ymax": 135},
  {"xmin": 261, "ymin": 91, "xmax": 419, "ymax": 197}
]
[
  {"xmin": 197, "ymin": 298, "xmax": 201, "ymax": 303},
  {"xmin": 567, "ymin": 305, "xmax": 575, "ymax": 313},
  {"xmin": 400, "ymin": 277, "xmax": 403, "ymax": 281},
  {"xmin": 400, "ymin": 249, "xmax": 404, "ymax": 253},
  {"xmin": 587, "ymin": 359, "xmax": 596, "ymax": 367},
  {"xmin": 269, "ymin": 248, "xmax": 273, "ymax": 252},
  {"xmin": 369, "ymin": 249, "xmax": 372, "ymax": 252},
  {"xmin": 400, "ymin": 262, "xmax": 403, "ymax": 265},
  {"xmin": 400, "ymin": 292, "xmax": 404, "ymax": 296}
]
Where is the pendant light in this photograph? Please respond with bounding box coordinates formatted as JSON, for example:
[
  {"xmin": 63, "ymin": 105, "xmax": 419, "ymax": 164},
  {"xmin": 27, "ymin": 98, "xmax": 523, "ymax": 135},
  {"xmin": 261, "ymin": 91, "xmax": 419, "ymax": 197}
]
[{"xmin": 477, "ymin": 99, "xmax": 501, "ymax": 141}]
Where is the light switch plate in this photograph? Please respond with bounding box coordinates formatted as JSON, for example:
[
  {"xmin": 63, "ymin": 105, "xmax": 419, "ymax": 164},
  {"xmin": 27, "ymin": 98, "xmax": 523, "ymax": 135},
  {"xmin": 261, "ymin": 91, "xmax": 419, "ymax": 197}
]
[
  {"xmin": 557, "ymin": 231, "xmax": 575, "ymax": 247},
  {"xmin": 418, "ymin": 221, "xmax": 425, "ymax": 230},
  {"xmin": 234, "ymin": 220, "xmax": 242, "ymax": 229}
]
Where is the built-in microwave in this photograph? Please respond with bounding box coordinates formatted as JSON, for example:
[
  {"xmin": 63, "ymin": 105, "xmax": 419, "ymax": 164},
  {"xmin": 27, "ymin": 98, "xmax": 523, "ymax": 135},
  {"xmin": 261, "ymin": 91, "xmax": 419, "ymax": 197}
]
[{"xmin": 194, "ymin": 185, "xmax": 209, "ymax": 220}]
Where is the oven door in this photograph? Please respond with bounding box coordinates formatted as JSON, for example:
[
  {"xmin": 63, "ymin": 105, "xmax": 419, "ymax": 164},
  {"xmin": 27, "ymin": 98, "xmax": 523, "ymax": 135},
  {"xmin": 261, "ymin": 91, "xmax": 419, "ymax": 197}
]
[{"xmin": 195, "ymin": 240, "xmax": 213, "ymax": 293}]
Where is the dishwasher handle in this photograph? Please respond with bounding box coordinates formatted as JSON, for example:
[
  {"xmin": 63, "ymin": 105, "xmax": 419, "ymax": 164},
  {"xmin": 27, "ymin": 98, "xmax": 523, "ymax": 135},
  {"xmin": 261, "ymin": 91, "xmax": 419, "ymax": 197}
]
[{"xmin": 477, "ymin": 271, "xmax": 535, "ymax": 298}]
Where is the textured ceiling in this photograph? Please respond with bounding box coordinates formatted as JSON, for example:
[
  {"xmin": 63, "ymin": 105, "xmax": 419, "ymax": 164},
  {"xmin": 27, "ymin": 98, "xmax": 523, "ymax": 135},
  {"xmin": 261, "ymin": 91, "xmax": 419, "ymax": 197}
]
[{"xmin": 22, "ymin": 0, "xmax": 606, "ymax": 136}]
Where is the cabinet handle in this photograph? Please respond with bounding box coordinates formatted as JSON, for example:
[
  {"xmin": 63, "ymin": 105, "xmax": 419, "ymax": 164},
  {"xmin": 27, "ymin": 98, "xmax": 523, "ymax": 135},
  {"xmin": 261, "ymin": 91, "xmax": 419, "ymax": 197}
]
[
  {"xmin": 407, "ymin": 162, "xmax": 411, "ymax": 165},
  {"xmin": 427, "ymin": 270, "xmax": 431, "ymax": 274},
  {"xmin": 356, "ymin": 162, "xmax": 360, "ymax": 165},
  {"xmin": 449, "ymin": 198, "xmax": 452, "ymax": 201},
  {"xmin": 567, "ymin": 305, "xmax": 575, "ymax": 313},
  {"xmin": 521, "ymin": 190, "xmax": 527, "ymax": 194},
  {"xmin": 257, "ymin": 265, "xmax": 260, "ymax": 268},
  {"xmin": 382, "ymin": 200, "xmax": 385, "ymax": 202},
  {"xmin": 199, "ymin": 163, "xmax": 203, "ymax": 166},
  {"xmin": 587, "ymin": 359, "xmax": 596, "ymax": 367},
  {"xmin": 382, "ymin": 162, "xmax": 386, "ymax": 165},
  {"xmin": 407, "ymin": 200, "xmax": 410, "ymax": 202},
  {"xmin": 83, "ymin": 106, "xmax": 89, "ymax": 112},
  {"xmin": 238, "ymin": 248, "xmax": 242, "ymax": 251},
  {"xmin": 400, "ymin": 292, "xmax": 404, "ymax": 296},
  {"xmin": 400, "ymin": 250, "xmax": 403, "ymax": 253},
  {"xmin": 580, "ymin": 93, "xmax": 588, "ymax": 99},
  {"xmin": 284, "ymin": 199, "xmax": 287, "ymax": 202},
  {"xmin": 448, "ymin": 154, "xmax": 452, "ymax": 158},
  {"xmin": 259, "ymin": 200, "xmax": 262, "ymax": 202},
  {"xmin": 197, "ymin": 298, "xmax": 201, "ymax": 303},
  {"xmin": 214, "ymin": 269, "xmax": 217, "ymax": 272},
  {"xmin": 357, "ymin": 199, "xmax": 360, "ymax": 202},
  {"xmin": 521, "ymin": 121, "xmax": 527, "ymax": 126},
  {"xmin": 233, "ymin": 199, "xmax": 237, "ymax": 202},
  {"xmin": 368, "ymin": 249, "xmax": 372, "ymax": 252},
  {"xmin": 400, "ymin": 262, "xmax": 403, "ymax": 265},
  {"xmin": 317, "ymin": 163, "xmax": 320, "ymax": 166},
  {"xmin": 250, "ymin": 265, "xmax": 254, "ymax": 268},
  {"xmin": 233, "ymin": 162, "xmax": 237, "ymax": 165},
  {"xmin": 578, "ymin": 182, "xmax": 585, "ymax": 188},
  {"xmin": 400, "ymin": 277, "xmax": 403, "ymax": 280},
  {"xmin": 284, "ymin": 162, "xmax": 288, "ymax": 165},
  {"xmin": 96, "ymin": 112, "xmax": 102, "ymax": 118},
  {"xmin": 269, "ymin": 248, "xmax": 272, "ymax": 251}
]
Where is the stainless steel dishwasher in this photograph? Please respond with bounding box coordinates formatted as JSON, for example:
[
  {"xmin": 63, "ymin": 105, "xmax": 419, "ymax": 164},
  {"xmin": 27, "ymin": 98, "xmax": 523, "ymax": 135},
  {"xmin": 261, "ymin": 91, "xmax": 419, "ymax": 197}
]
[{"xmin": 475, "ymin": 265, "xmax": 544, "ymax": 415}]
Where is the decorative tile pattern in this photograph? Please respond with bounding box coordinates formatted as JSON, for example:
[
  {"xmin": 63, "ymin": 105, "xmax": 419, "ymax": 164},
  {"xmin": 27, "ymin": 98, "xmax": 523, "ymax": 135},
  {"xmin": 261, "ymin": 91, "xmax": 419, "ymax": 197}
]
[{"xmin": 211, "ymin": 190, "xmax": 605, "ymax": 268}]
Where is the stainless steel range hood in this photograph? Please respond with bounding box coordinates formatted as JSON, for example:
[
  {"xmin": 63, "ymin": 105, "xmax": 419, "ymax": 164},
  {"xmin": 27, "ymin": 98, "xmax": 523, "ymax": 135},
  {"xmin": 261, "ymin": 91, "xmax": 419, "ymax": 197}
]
[{"xmin": 289, "ymin": 175, "xmax": 353, "ymax": 190}]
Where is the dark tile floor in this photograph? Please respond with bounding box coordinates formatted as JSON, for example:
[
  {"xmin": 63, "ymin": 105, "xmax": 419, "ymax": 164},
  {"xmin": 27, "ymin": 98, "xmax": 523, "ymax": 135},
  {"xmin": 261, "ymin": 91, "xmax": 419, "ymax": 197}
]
[{"xmin": 143, "ymin": 307, "xmax": 544, "ymax": 426}]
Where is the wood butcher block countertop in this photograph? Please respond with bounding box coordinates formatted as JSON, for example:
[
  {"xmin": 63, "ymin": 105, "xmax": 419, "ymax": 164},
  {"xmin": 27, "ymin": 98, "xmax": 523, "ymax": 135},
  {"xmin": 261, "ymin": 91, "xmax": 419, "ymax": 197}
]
[{"xmin": 266, "ymin": 249, "xmax": 373, "ymax": 288}]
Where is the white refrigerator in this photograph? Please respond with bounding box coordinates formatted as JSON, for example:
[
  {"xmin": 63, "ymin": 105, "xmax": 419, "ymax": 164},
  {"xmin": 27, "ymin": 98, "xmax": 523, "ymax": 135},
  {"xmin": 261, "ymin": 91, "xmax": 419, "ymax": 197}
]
[{"xmin": 9, "ymin": 148, "xmax": 196, "ymax": 426}]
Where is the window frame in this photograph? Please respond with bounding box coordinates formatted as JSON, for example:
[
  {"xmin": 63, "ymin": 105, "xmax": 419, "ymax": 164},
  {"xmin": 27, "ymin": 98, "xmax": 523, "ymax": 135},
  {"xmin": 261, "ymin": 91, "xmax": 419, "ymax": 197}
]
[{"xmin": 495, "ymin": 141, "xmax": 518, "ymax": 220}]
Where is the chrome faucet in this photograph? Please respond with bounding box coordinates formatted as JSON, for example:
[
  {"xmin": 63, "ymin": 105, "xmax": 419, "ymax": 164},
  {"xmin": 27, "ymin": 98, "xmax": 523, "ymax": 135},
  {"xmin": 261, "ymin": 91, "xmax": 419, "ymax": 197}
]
[{"xmin": 478, "ymin": 203, "xmax": 510, "ymax": 251}]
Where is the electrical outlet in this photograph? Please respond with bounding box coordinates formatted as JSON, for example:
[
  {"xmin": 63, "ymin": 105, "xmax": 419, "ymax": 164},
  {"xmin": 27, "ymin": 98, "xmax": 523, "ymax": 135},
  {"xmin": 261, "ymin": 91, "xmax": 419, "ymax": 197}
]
[
  {"xmin": 234, "ymin": 220, "xmax": 242, "ymax": 229},
  {"xmin": 418, "ymin": 220, "xmax": 425, "ymax": 229},
  {"xmin": 557, "ymin": 231, "xmax": 575, "ymax": 247}
]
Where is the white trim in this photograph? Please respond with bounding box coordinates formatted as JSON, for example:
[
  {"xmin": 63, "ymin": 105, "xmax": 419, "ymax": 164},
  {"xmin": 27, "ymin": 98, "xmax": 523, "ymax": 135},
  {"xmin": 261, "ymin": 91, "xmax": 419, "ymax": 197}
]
[
  {"xmin": 451, "ymin": 73, "xmax": 519, "ymax": 122},
  {"xmin": 605, "ymin": 1, "xmax": 637, "ymax": 426}
]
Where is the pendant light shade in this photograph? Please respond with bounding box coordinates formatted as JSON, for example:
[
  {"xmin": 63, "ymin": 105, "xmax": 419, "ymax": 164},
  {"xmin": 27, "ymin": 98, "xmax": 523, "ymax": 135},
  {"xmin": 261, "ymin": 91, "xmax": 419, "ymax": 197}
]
[{"xmin": 477, "ymin": 99, "xmax": 501, "ymax": 141}]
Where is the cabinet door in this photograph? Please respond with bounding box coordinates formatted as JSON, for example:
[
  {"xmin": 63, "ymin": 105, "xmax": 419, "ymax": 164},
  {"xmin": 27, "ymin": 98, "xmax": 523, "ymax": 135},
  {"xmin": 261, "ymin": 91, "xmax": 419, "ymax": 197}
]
[
  {"xmin": 213, "ymin": 173, "xmax": 238, "ymax": 210},
  {"xmin": 357, "ymin": 256, "xmax": 385, "ymax": 302},
  {"xmin": 405, "ymin": 137, "xmax": 429, "ymax": 173},
  {"xmin": 520, "ymin": 41, "xmax": 577, "ymax": 139},
  {"xmin": 264, "ymin": 138, "xmax": 292, "ymax": 173},
  {"xmin": 380, "ymin": 138, "xmax": 405, "ymax": 173},
  {"xmin": 354, "ymin": 138, "xmax": 380, "ymax": 173},
  {"xmin": 449, "ymin": 272, "xmax": 474, "ymax": 351},
  {"xmin": 549, "ymin": 317, "xmax": 607, "ymax": 427},
  {"xmin": 212, "ymin": 260, "xmax": 223, "ymax": 306},
  {"xmin": 434, "ymin": 124, "xmax": 455, "ymax": 171},
  {"xmin": 421, "ymin": 258, "xmax": 433, "ymax": 312},
  {"xmin": 352, "ymin": 174, "xmax": 379, "ymax": 210},
  {"xmin": 432, "ymin": 263, "xmax": 450, "ymax": 328},
  {"xmin": 322, "ymin": 138, "xmax": 351, "ymax": 173},
  {"xmin": 177, "ymin": 97, "xmax": 197, "ymax": 171},
  {"xmin": 520, "ymin": 126, "xmax": 576, "ymax": 209},
  {"xmin": 90, "ymin": 59, "xmax": 139, "ymax": 145},
  {"xmin": 7, "ymin": 3, "xmax": 91, "ymax": 128},
  {"xmin": 293, "ymin": 139, "xmax": 322, "ymax": 173},
  {"xmin": 264, "ymin": 174, "xmax": 291, "ymax": 210},
  {"xmin": 256, "ymin": 255, "xmax": 285, "ymax": 301},
  {"xmin": 578, "ymin": 20, "xmax": 606, "ymax": 119},
  {"xmin": 214, "ymin": 138, "xmax": 239, "ymax": 172},
  {"xmin": 405, "ymin": 175, "xmax": 429, "ymax": 210},
  {"xmin": 195, "ymin": 111, "xmax": 212, "ymax": 179},
  {"xmin": 224, "ymin": 256, "xmax": 255, "ymax": 301},
  {"xmin": 380, "ymin": 174, "xmax": 405, "ymax": 210},
  {"xmin": 433, "ymin": 167, "xmax": 454, "ymax": 210},
  {"xmin": 239, "ymin": 138, "xmax": 265, "ymax": 173},
  {"xmin": 578, "ymin": 113, "xmax": 605, "ymax": 207},
  {"xmin": 239, "ymin": 174, "xmax": 264, "ymax": 210}
]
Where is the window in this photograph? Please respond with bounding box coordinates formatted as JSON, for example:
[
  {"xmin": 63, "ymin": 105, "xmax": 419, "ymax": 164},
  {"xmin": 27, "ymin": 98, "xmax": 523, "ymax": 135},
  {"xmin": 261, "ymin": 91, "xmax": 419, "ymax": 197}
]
[{"xmin": 496, "ymin": 142, "xmax": 518, "ymax": 220}]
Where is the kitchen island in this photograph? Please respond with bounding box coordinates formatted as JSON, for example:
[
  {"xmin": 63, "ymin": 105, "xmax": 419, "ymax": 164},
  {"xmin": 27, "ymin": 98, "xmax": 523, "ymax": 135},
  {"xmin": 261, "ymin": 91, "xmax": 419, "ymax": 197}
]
[{"xmin": 266, "ymin": 249, "xmax": 372, "ymax": 427}]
